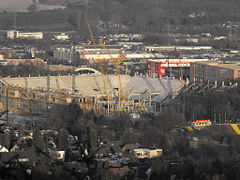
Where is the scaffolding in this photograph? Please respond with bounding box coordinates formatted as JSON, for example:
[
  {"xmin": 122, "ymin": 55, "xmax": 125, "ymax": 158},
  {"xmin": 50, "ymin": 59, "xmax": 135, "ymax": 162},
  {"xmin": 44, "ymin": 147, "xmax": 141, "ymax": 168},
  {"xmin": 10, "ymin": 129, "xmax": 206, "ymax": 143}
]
[{"xmin": 0, "ymin": 74, "xmax": 183, "ymax": 115}]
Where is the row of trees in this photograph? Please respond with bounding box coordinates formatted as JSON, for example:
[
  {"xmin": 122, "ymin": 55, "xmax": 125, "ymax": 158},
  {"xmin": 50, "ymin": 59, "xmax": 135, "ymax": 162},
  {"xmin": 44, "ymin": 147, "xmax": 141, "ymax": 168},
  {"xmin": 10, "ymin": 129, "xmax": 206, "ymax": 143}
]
[{"xmin": 1, "ymin": 0, "xmax": 240, "ymax": 33}]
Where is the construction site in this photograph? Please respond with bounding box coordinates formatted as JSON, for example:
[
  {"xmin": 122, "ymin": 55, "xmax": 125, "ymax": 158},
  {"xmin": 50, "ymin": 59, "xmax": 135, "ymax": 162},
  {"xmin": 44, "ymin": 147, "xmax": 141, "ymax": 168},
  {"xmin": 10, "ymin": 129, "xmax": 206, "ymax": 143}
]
[{"xmin": 0, "ymin": 73, "xmax": 182, "ymax": 115}]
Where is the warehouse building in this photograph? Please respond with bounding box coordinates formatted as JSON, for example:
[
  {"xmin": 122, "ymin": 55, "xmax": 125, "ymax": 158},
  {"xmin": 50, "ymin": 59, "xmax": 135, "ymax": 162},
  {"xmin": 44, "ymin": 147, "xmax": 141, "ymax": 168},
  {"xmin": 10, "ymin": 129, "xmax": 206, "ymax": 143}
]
[
  {"xmin": 148, "ymin": 58, "xmax": 209, "ymax": 76},
  {"xmin": 144, "ymin": 46, "xmax": 212, "ymax": 52},
  {"xmin": 190, "ymin": 61, "xmax": 240, "ymax": 82},
  {"xmin": 7, "ymin": 30, "xmax": 43, "ymax": 40}
]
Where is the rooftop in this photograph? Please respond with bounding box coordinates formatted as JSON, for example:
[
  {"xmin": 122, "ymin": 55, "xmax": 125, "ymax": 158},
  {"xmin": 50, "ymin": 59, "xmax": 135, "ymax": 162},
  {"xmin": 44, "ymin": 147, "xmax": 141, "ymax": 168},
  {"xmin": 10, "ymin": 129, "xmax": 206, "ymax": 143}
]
[
  {"xmin": 193, "ymin": 61, "xmax": 240, "ymax": 71},
  {"xmin": 0, "ymin": 74, "xmax": 181, "ymax": 101}
]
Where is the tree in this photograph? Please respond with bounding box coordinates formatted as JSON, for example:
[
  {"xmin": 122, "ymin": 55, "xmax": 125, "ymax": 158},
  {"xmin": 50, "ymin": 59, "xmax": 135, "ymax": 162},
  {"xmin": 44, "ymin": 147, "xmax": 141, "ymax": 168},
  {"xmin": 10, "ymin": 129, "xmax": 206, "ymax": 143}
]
[
  {"xmin": 33, "ymin": 129, "xmax": 47, "ymax": 163},
  {"xmin": 57, "ymin": 128, "xmax": 69, "ymax": 151},
  {"xmin": 87, "ymin": 127, "xmax": 98, "ymax": 157},
  {"xmin": 1, "ymin": 132, "xmax": 11, "ymax": 150}
]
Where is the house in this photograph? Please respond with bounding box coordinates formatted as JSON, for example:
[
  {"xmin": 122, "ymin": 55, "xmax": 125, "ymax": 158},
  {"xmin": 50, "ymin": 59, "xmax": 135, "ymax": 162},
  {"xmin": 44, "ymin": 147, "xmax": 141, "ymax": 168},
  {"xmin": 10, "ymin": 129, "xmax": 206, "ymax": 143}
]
[
  {"xmin": 49, "ymin": 150, "xmax": 65, "ymax": 161},
  {"xmin": 55, "ymin": 33, "xmax": 70, "ymax": 40},
  {"xmin": 0, "ymin": 145, "xmax": 9, "ymax": 152},
  {"xmin": 10, "ymin": 143, "xmax": 31, "ymax": 152},
  {"xmin": 0, "ymin": 150, "xmax": 37, "ymax": 166},
  {"xmin": 96, "ymin": 144, "xmax": 122, "ymax": 158},
  {"xmin": 108, "ymin": 166, "xmax": 132, "ymax": 177},
  {"xmin": 133, "ymin": 148, "xmax": 163, "ymax": 159},
  {"xmin": 10, "ymin": 144, "xmax": 20, "ymax": 152},
  {"xmin": 122, "ymin": 143, "xmax": 140, "ymax": 155}
]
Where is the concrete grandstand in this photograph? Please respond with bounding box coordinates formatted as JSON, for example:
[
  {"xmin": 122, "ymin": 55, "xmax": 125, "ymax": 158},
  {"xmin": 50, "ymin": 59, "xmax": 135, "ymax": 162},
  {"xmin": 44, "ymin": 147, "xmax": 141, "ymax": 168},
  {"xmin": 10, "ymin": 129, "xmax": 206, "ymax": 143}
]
[{"xmin": 0, "ymin": 74, "xmax": 182, "ymax": 113}]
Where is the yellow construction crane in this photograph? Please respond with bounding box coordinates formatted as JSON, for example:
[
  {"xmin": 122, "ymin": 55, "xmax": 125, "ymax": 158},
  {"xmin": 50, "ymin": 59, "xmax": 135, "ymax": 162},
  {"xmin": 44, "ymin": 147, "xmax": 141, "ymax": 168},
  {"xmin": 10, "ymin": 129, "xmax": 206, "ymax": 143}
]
[
  {"xmin": 87, "ymin": 24, "xmax": 97, "ymax": 45},
  {"xmin": 97, "ymin": 39, "xmax": 127, "ymax": 102},
  {"xmin": 87, "ymin": 24, "xmax": 126, "ymax": 104},
  {"xmin": 87, "ymin": 24, "xmax": 112, "ymax": 101},
  {"xmin": 111, "ymin": 54, "xmax": 124, "ymax": 99}
]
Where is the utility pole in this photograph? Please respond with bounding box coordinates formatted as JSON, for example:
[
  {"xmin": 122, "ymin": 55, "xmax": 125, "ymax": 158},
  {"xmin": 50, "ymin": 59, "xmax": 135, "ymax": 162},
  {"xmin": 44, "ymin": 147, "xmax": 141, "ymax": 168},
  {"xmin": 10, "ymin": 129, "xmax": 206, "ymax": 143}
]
[
  {"xmin": 6, "ymin": 87, "xmax": 9, "ymax": 125},
  {"xmin": 46, "ymin": 75, "xmax": 50, "ymax": 109},
  {"xmin": 24, "ymin": 77, "xmax": 28, "ymax": 90},
  {"xmin": 149, "ymin": 89, "xmax": 152, "ymax": 110},
  {"xmin": 167, "ymin": 19, "xmax": 170, "ymax": 46},
  {"xmin": 13, "ymin": 12, "xmax": 16, "ymax": 29},
  {"xmin": 167, "ymin": 59, "xmax": 173, "ymax": 99},
  {"xmin": 107, "ymin": 94, "xmax": 110, "ymax": 115},
  {"xmin": 72, "ymin": 74, "xmax": 76, "ymax": 94}
]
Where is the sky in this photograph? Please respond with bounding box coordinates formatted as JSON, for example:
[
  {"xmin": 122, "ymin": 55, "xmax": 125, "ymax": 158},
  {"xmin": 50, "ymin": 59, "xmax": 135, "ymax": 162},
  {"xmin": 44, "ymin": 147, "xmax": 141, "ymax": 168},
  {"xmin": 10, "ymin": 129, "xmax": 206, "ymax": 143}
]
[{"xmin": 0, "ymin": 0, "xmax": 33, "ymax": 12}]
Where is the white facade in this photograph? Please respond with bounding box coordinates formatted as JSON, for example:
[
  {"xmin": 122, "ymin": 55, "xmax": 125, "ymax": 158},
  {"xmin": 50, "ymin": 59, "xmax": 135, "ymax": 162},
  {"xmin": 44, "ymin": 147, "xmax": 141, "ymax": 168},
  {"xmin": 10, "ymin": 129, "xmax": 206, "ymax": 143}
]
[
  {"xmin": 53, "ymin": 46, "xmax": 156, "ymax": 63},
  {"xmin": 133, "ymin": 148, "xmax": 163, "ymax": 159},
  {"xmin": 7, "ymin": 30, "xmax": 43, "ymax": 39},
  {"xmin": 16, "ymin": 31, "xmax": 43, "ymax": 39},
  {"xmin": 148, "ymin": 58, "xmax": 209, "ymax": 68},
  {"xmin": 79, "ymin": 53, "xmax": 155, "ymax": 60},
  {"xmin": 55, "ymin": 33, "xmax": 70, "ymax": 40},
  {"xmin": 145, "ymin": 46, "xmax": 212, "ymax": 51},
  {"xmin": 53, "ymin": 47, "xmax": 74, "ymax": 63},
  {"xmin": 7, "ymin": 30, "xmax": 16, "ymax": 39}
]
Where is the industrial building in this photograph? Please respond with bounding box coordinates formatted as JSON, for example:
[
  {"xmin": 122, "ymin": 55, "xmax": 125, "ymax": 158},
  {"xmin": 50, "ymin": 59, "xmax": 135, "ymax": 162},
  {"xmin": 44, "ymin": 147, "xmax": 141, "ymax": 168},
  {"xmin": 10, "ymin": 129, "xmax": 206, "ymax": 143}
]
[
  {"xmin": 53, "ymin": 45, "xmax": 157, "ymax": 63},
  {"xmin": 0, "ymin": 58, "xmax": 46, "ymax": 66},
  {"xmin": 0, "ymin": 73, "xmax": 182, "ymax": 114},
  {"xmin": 54, "ymin": 33, "xmax": 70, "ymax": 40},
  {"xmin": 144, "ymin": 46, "xmax": 212, "ymax": 52},
  {"xmin": 190, "ymin": 61, "xmax": 240, "ymax": 82},
  {"xmin": 147, "ymin": 58, "xmax": 209, "ymax": 76},
  {"xmin": 53, "ymin": 47, "xmax": 75, "ymax": 64},
  {"xmin": 7, "ymin": 30, "xmax": 43, "ymax": 40}
]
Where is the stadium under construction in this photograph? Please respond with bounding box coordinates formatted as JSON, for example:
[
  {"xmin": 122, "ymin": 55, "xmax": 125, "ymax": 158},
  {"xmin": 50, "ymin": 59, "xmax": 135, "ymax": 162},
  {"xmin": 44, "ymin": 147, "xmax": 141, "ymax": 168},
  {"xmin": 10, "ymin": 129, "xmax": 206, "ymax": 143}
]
[{"xmin": 0, "ymin": 72, "xmax": 182, "ymax": 115}]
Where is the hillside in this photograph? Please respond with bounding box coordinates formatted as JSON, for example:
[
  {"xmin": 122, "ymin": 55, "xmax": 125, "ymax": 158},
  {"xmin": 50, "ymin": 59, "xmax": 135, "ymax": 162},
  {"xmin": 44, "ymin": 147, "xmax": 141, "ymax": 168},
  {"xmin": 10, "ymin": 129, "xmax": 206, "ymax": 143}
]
[
  {"xmin": 0, "ymin": 0, "xmax": 32, "ymax": 12},
  {"xmin": 1, "ymin": 0, "xmax": 240, "ymax": 33}
]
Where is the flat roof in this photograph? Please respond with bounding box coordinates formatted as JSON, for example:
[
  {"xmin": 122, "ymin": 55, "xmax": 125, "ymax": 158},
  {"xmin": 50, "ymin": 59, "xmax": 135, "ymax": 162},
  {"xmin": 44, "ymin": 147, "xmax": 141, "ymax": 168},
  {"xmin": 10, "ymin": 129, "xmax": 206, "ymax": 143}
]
[
  {"xmin": 193, "ymin": 61, "xmax": 240, "ymax": 71},
  {"xmin": 148, "ymin": 59, "xmax": 209, "ymax": 63}
]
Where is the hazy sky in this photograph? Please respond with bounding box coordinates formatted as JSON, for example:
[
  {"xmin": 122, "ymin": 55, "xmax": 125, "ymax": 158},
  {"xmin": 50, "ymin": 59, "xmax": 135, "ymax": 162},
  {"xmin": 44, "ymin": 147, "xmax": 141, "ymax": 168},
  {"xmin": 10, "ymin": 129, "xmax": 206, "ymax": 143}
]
[{"xmin": 0, "ymin": 0, "xmax": 33, "ymax": 12}]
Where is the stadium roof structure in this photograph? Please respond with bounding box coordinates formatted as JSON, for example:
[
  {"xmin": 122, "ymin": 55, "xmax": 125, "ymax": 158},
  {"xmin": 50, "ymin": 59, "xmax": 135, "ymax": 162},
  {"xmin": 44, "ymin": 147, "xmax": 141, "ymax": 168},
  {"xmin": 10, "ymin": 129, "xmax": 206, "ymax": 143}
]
[{"xmin": 0, "ymin": 75, "xmax": 181, "ymax": 101}]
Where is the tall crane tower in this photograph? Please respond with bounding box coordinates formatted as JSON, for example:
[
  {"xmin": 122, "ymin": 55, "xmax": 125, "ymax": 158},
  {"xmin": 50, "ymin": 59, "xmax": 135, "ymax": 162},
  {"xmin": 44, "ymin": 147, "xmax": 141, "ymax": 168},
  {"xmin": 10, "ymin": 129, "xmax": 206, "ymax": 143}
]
[
  {"xmin": 87, "ymin": 24, "xmax": 126, "ymax": 110},
  {"xmin": 167, "ymin": 59, "xmax": 173, "ymax": 99}
]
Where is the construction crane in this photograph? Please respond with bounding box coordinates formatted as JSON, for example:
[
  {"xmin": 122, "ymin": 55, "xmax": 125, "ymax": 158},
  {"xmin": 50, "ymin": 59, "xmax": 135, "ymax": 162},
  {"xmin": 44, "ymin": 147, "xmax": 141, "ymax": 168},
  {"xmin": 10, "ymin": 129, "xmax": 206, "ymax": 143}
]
[
  {"xmin": 87, "ymin": 24, "xmax": 110, "ymax": 98},
  {"xmin": 167, "ymin": 59, "xmax": 173, "ymax": 99},
  {"xmin": 97, "ymin": 38, "xmax": 128, "ymax": 102},
  {"xmin": 111, "ymin": 54, "xmax": 125, "ymax": 100},
  {"xmin": 87, "ymin": 24, "xmax": 127, "ymax": 107},
  {"xmin": 87, "ymin": 24, "xmax": 97, "ymax": 45}
]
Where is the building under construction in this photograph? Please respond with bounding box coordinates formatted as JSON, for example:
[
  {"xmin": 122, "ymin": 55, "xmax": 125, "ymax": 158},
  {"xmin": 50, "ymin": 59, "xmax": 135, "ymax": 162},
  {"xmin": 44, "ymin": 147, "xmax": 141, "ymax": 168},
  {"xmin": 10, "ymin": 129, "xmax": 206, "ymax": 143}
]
[{"xmin": 0, "ymin": 73, "xmax": 182, "ymax": 114}]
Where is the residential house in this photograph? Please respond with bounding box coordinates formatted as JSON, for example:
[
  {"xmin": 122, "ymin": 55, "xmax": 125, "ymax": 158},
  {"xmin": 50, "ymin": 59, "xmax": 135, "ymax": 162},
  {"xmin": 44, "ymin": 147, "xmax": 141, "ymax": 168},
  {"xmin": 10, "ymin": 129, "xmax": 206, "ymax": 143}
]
[
  {"xmin": 49, "ymin": 150, "xmax": 65, "ymax": 161},
  {"xmin": 133, "ymin": 148, "xmax": 163, "ymax": 159}
]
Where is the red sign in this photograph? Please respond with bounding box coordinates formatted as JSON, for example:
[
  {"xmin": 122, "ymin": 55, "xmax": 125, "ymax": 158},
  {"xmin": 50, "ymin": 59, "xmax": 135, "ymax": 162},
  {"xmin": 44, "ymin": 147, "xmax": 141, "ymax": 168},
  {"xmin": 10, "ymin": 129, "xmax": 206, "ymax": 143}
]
[{"xmin": 195, "ymin": 119, "xmax": 211, "ymax": 122}]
